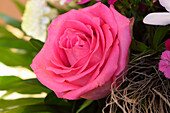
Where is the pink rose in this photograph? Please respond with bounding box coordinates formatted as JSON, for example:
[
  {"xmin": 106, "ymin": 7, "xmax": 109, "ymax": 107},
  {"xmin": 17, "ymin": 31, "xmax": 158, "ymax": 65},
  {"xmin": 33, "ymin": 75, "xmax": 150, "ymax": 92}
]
[
  {"xmin": 159, "ymin": 50, "xmax": 170, "ymax": 79},
  {"xmin": 31, "ymin": 3, "xmax": 131, "ymax": 100}
]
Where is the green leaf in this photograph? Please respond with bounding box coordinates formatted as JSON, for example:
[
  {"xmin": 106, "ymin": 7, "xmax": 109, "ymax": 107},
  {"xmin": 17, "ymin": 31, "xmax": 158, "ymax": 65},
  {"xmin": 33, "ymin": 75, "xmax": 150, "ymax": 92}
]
[
  {"xmin": 0, "ymin": 98, "xmax": 44, "ymax": 110},
  {"xmin": 0, "ymin": 47, "xmax": 33, "ymax": 68},
  {"xmin": 153, "ymin": 26, "xmax": 169, "ymax": 50},
  {"xmin": 1, "ymin": 104, "xmax": 70, "ymax": 113},
  {"xmin": 131, "ymin": 39, "xmax": 149, "ymax": 52},
  {"xmin": 76, "ymin": 100, "xmax": 94, "ymax": 113},
  {"xmin": 0, "ymin": 76, "xmax": 51, "ymax": 96},
  {"xmin": 29, "ymin": 38, "xmax": 44, "ymax": 51},
  {"xmin": 157, "ymin": 41, "xmax": 165, "ymax": 51},
  {"xmin": 0, "ymin": 37, "xmax": 36, "ymax": 51},
  {"xmin": 12, "ymin": 0, "xmax": 25, "ymax": 14},
  {"xmin": 130, "ymin": 49, "xmax": 155, "ymax": 62},
  {"xmin": 0, "ymin": 76, "xmax": 21, "ymax": 90},
  {"xmin": 44, "ymin": 92, "xmax": 71, "ymax": 106},
  {"xmin": 0, "ymin": 26, "xmax": 17, "ymax": 38},
  {"xmin": 0, "ymin": 13, "xmax": 21, "ymax": 29}
]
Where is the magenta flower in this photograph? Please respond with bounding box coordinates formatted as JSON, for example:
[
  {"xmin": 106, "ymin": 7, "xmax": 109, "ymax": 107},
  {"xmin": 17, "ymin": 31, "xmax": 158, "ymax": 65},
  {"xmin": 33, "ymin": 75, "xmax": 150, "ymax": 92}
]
[
  {"xmin": 159, "ymin": 50, "xmax": 170, "ymax": 79},
  {"xmin": 108, "ymin": 0, "xmax": 118, "ymax": 4},
  {"xmin": 165, "ymin": 39, "xmax": 170, "ymax": 50}
]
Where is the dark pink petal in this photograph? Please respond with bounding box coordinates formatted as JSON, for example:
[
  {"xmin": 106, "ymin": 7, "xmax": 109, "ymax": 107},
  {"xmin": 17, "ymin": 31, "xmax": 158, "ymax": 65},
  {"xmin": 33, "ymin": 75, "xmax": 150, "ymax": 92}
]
[
  {"xmin": 165, "ymin": 39, "xmax": 170, "ymax": 50},
  {"xmin": 159, "ymin": 50, "xmax": 170, "ymax": 79},
  {"xmin": 164, "ymin": 66, "xmax": 170, "ymax": 79},
  {"xmin": 108, "ymin": 0, "xmax": 118, "ymax": 4}
]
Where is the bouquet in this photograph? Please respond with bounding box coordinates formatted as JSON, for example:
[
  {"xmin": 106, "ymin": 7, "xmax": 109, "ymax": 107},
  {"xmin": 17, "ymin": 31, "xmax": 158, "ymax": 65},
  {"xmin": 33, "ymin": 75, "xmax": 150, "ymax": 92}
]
[{"xmin": 0, "ymin": 0, "xmax": 169, "ymax": 112}]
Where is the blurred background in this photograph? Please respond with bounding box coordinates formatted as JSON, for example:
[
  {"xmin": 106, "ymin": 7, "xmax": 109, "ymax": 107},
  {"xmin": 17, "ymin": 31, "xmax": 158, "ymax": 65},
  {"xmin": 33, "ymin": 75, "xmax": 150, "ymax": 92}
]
[
  {"xmin": 0, "ymin": 0, "xmax": 44, "ymax": 99},
  {"xmin": 0, "ymin": 0, "xmax": 27, "ymax": 24}
]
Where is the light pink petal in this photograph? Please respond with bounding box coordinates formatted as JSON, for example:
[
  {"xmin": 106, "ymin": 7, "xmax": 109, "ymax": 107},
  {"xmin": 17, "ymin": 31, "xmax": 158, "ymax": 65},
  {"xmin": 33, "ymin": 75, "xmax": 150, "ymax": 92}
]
[
  {"xmin": 159, "ymin": 0, "xmax": 170, "ymax": 12},
  {"xmin": 31, "ymin": 57, "xmax": 80, "ymax": 94},
  {"xmin": 143, "ymin": 13, "xmax": 170, "ymax": 25},
  {"xmin": 102, "ymin": 24, "xmax": 113, "ymax": 52},
  {"xmin": 110, "ymin": 5, "xmax": 131, "ymax": 75},
  {"xmin": 81, "ymin": 79, "xmax": 112, "ymax": 100},
  {"xmin": 62, "ymin": 40, "xmax": 120, "ymax": 100},
  {"xmin": 69, "ymin": 71, "xmax": 95, "ymax": 86},
  {"xmin": 80, "ymin": 2, "xmax": 118, "ymax": 39},
  {"xmin": 30, "ymin": 40, "xmax": 80, "ymax": 93},
  {"xmin": 94, "ymin": 39, "xmax": 119, "ymax": 85}
]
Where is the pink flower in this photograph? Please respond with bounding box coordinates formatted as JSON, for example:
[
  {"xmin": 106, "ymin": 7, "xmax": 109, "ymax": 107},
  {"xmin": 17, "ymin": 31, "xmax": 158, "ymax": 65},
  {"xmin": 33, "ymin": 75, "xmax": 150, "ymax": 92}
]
[
  {"xmin": 165, "ymin": 39, "xmax": 170, "ymax": 50},
  {"xmin": 159, "ymin": 50, "xmax": 170, "ymax": 79},
  {"xmin": 31, "ymin": 3, "xmax": 131, "ymax": 100},
  {"xmin": 108, "ymin": 0, "xmax": 118, "ymax": 4}
]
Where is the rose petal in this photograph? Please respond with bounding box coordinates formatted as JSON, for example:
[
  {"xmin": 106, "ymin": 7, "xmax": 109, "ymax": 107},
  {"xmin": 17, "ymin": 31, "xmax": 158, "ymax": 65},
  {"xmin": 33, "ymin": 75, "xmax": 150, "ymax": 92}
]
[
  {"xmin": 110, "ymin": 5, "xmax": 131, "ymax": 75},
  {"xmin": 61, "ymin": 39, "xmax": 119, "ymax": 100},
  {"xmin": 80, "ymin": 2, "xmax": 118, "ymax": 39},
  {"xmin": 81, "ymin": 79, "xmax": 112, "ymax": 100}
]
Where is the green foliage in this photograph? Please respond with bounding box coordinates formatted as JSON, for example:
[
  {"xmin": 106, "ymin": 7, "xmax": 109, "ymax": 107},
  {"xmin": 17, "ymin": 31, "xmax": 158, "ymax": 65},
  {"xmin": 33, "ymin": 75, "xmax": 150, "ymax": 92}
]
[
  {"xmin": 0, "ymin": 98, "xmax": 44, "ymax": 110},
  {"xmin": 44, "ymin": 92, "xmax": 104, "ymax": 113},
  {"xmin": 44, "ymin": 92, "xmax": 71, "ymax": 106},
  {"xmin": 0, "ymin": 47, "xmax": 34, "ymax": 68},
  {"xmin": 76, "ymin": 100, "xmax": 94, "ymax": 113},
  {"xmin": 1, "ymin": 104, "xmax": 60, "ymax": 113},
  {"xmin": 0, "ymin": 25, "xmax": 37, "ymax": 68},
  {"xmin": 0, "ymin": 13, "xmax": 21, "ymax": 29},
  {"xmin": 12, "ymin": 0, "xmax": 25, "ymax": 14},
  {"xmin": 131, "ymin": 39, "xmax": 149, "ymax": 52},
  {"xmin": 153, "ymin": 26, "xmax": 169, "ymax": 50},
  {"xmin": 0, "ymin": 37, "xmax": 36, "ymax": 51},
  {"xmin": 29, "ymin": 38, "xmax": 44, "ymax": 51},
  {"xmin": 0, "ymin": 76, "xmax": 51, "ymax": 98},
  {"xmin": 0, "ymin": 26, "xmax": 18, "ymax": 38}
]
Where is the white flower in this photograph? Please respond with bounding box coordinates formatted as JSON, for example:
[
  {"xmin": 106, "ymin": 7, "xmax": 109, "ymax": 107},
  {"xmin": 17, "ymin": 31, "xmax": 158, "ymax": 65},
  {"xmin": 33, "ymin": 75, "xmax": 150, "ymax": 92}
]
[
  {"xmin": 46, "ymin": 0, "xmax": 67, "ymax": 5},
  {"xmin": 21, "ymin": 0, "xmax": 58, "ymax": 42},
  {"xmin": 143, "ymin": 0, "xmax": 170, "ymax": 25}
]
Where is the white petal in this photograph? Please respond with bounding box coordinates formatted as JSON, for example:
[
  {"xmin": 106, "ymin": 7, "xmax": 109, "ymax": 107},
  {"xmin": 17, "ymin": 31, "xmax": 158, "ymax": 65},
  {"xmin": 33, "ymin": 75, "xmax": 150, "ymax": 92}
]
[
  {"xmin": 143, "ymin": 12, "xmax": 170, "ymax": 25},
  {"xmin": 60, "ymin": 0, "xmax": 67, "ymax": 5},
  {"xmin": 43, "ymin": 6, "xmax": 51, "ymax": 14},
  {"xmin": 159, "ymin": 0, "xmax": 170, "ymax": 12},
  {"xmin": 40, "ymin": 17, "xmax": 50, "ymax": 24}
]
